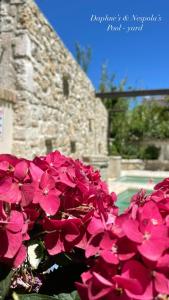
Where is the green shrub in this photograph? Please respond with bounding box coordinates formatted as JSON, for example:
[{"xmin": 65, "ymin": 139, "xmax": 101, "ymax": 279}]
[
  {"xmin": 140, "ymin": 144, "xmax": 160, "ymax": 160},
  {"xmin": 108, "ymin": 142, "xmax": 119, "ymax": 156}
]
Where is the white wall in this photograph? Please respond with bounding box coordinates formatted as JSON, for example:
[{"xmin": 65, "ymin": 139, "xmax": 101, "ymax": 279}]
[{"xmin": 0, "ymin": 100, "xmax": 13, "ymax": 154}]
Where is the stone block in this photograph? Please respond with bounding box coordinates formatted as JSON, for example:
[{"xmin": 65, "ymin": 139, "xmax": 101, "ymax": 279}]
[
  {"xmin": 0, "ymin": 16, "xmax": 14, "ymax": 32},
  {"xmin": 15, "ymin": 60, "xmax": 34, "ymax": 92},
  {"xmin": 0, "ymin": 2, "xmax": 9, "ymax": 16},
  {"xmin": 13, "ymin": 34, "xmax": 32, "ymax": 59},
  {"xmin": 108, "ymin": 156, "xmax": 121, "ymax": 179}
]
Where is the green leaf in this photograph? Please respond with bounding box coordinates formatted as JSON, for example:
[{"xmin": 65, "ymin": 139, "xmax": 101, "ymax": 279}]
[
  {"xmin": 54, "ymin": 291, "xmax": 80, "ymax": 300},
  {"xmin": 12, "ymin": 293, "xmax": 56, "ymax": 300},
  {"xmin": 0, "ymin": 270, "xmax": 14, "ymax": 300},
  {"xmin": 13, "ymin": 291, "xmax": 80, "ymax": 300}
]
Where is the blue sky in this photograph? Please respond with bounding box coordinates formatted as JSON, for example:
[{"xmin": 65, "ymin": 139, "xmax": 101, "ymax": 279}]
[{"xmin": 35, "ymin": 0, "xmax": 169, "ymax": 91}]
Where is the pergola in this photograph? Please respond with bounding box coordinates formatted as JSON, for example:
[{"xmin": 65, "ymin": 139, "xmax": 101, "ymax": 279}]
[
  {"xmin": 96, "ymin": 89, "xmax": 169, "ymax": 99},
  {"xmin": 95, "ymin": 88, "xmax": 169, "ymax": 147}
]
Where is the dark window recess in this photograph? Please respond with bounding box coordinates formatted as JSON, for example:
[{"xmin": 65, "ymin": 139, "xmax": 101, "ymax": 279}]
[
  {"xmin": 45, "ymin": 139, "xmax": 53, "ymax": 154},
  {"xmin": 89, "ymin": 119, "xmax": 93, "ymax": 132},
  {"xmin": 102, "ymin": 126, "xmax": 105, "ymax": 134},
  {"xmin": 63, "ymin": 75, "xmax": 69, "ymax": 97},
  {"xmin": 70, "ymin": 141, "xmax": 76, "ymax": 153},
  {"xmin": 98, "ymin": 143, "xmax": 102, "ymax": 154}
]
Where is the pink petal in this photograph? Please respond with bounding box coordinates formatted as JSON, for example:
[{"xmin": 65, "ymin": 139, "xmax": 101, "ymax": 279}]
[
  {"xmin": 126, "ymin": 280, "xmax": 153, "ymax": 300},
  {"xmin": 112, "ymin": 214, "xmax": 127, "ymax": 238},
  {"xmin": 6, "ymin": 210, "xmax": 24, "ymax": 232},
  {"xmin": 154, "ymin": 271, "xmax": 169, "ymax": 294},
  {"xmin": 151, "ymin": 224, "xmax": 168, "ymax": 239},
  {"xmin": 81, "ymin": 270, "xmax": 93, "ymax": 284},
  {"xmin": 30, "ymin": 162, "xmax": 43, "ymax": 182},
  {"xmin": 117, "ymin": 237, "xmax": 136, "ymax": 261},
  {"xmin": 122, "ymin": 218, "xmax": 143, "ymax": 243},
  {"xmin": 114, "ymin": 276, "xmax": 143, "ymax": 295},
  {"xmin": 87, "ymin": 217, "xmax": 104, "ymax": 235},
  {"xmin": 21, "ymin": 183, "xmax": 34, "ymax": 207},
  {"xmin": 64, "ymin": 221, "xmax": 80, "ymax": 242},
  {"xmin": 40, "ymin": 172, "xmax": 55, "ymax": 190},
  {"xmin": 0, "ymin": 177, "xmax": 13, "ymax": 193},
  {"xmin": 0, "ymin": 154, "xmax": 19, "ymax": 167},
  {"xmin": 76, "ymin": 233, "xmax": 88, "ymax": 250},
  {"xmin": 76, "ymin": 282, "xmax": 89, "ymax": 300},
  {"xmin": 114, "ymin": 260, "xmax": 152, "ymax": 299},
  {"xmin": 156, "ymin": 254, "xmax": 169, "ymax": 272},
  {"xmin": 88, "ymin": 272, "xmax": 114, "ymax": 300},
  {"xmin": 139, "ymin": 201, "xmax": 162, "ymax": 225},
  {"xmin": 5, "ymin": 231, "xmax": 22, "ymax": 258},
  {"xmin": 101, "ymin": 250, "xmax": 119, "ymax": 265},
  {"xmin": 100, "ymin": 232, "xmax": 115, "ymax": 250},
  {"xmin": 138, "ymin": 238, "xmax": 168, "ymax": 261},
  {"xmin": 0, "ymin": 202, "xmax": 7, "ymax": 219},
  {"xmin": 0, "ymin": 161, "xmax": 10, "ymax": 171},
  {"xmin": 92, "ymin": 272, "xmax": 113, "ymax": 287},
  {"xmin": 0, "ymin": 182, "xmax": 21, "ymax": 204},
  {"xmin": 46, "ymin": 151, "xmax": 67, "ymax": 168},
  {"xmin": 45, "ymin": 232, "xmax": 64, "ymax": 255},
  {"xmin": 14, "ymin": 160, "xmax": 29, "ymax": 180},
  {"xmin": 150, "ymin": 190, "xmax": 165, "ymax": 202},
  {"xmin": 58, "ymin": 171, "xmax": 76, "ymax": 188},
  {"xmin": 40, "ymin": 192, "xmax": 60, "ymax": 216}
]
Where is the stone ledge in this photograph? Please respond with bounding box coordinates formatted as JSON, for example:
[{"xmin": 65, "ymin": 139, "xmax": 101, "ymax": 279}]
[
  {"xmin": 10, "ymin": 0, "xmax": 27, "ymax": 4},
  {"xmin": 83, "ymin": 155, "xmax": 108, "ymax": 164},
  {"xmin": 0, "ymin": 88, "xmax": 16, "ymax": 103}
]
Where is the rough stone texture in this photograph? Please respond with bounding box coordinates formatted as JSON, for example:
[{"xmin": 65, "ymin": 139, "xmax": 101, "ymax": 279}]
[
  {"xmin": 108, "ymin": 156, "xmax": 121, "ymax": 179},
  {"xmin": 0, "ymin": 88, "xmax": 16, "ymax": 103},
  {"xmin": 122, "ymin": 159, "xmax": 169, "ymax": 171},
  {"xmin": 121, "ymin": 159, "xmax": 145, "ymax": 171},
  {"xmin": 145, "ymin": 160, "xmax": 169, "ymax": 171},
  {"xmin": 0, "ymin": 0, "xmax": 108, "ymax": 159}
]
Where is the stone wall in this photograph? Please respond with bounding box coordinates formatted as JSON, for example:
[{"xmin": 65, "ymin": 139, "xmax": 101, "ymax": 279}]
[
  {"xmin": 122, "ymin": 158, "xmax": 169, "ymax": 171},
  {"xmin": 0, "ymin": 0, "xmax": 108, "ymax": 159},
  {"xmin": 122, "ymin": 159, "xmax": 145, "ymax": 171},
  {"xmin": 145, "ymin": 160, "xmax": 169, "ymax": 171}
]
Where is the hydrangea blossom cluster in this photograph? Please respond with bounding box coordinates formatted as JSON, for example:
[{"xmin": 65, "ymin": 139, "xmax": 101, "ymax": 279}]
[
  {"xmin": 0, "ymin": 151, "xmax": 169, "ymax": 299},
  {"xmin": 76, "ymin": 181, "xmax": 169, "ymax": 300},
  {"xmin": 0, "ymin": 151, "xmax": 117, "ymax": 268}
]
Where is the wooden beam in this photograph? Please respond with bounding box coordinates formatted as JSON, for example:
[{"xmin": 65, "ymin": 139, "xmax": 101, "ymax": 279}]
[{"xmin": 96, "ymin": 89, "xmax": 169, "ymax": 99}]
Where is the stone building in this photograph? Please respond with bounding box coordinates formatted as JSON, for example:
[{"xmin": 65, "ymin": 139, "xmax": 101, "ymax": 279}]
[{"xmin": 0, "ymin": 0, "xmax": 108, "ymax": 160}]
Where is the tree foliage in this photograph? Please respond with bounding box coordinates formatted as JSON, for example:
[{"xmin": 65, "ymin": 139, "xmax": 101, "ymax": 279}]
[
  {"xmin": 130, "ymin": 99, "xmax": 169, "ymax": 140},
  {"xmin": 74, "ymin": 45, "xmax": 169, "ymax": 159},
  {"xmin": 99, "ymin": 64, "xmax": 169, "ymax": 158},
  {"xmin": 99, "ymin": 63, "xmax": 130, "ymax": 156},
  {"xmin": 75, "ymin": 42, "xmax": 92, "ymax": 74}
]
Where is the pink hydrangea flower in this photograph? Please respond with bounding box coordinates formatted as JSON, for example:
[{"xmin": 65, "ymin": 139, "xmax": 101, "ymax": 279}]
[
  {"xmin": 0, "ymin": 209, "xmax": 28, "ymax": 267},
  {"xmin": 43, "ymin": 217, "xmax": 81, "ymax": 255},
  {"xmin": 33, "ymin": 172, "xmax": 61, "ymax": 216}
]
